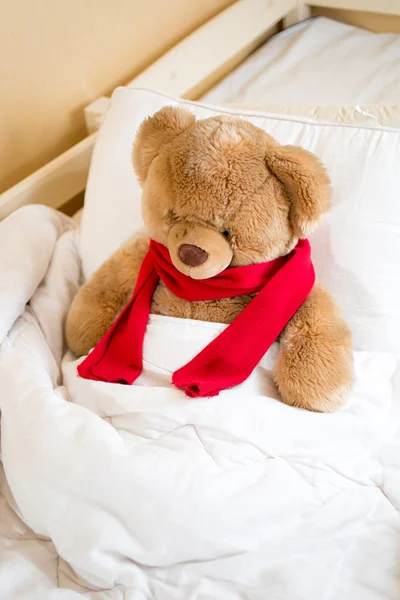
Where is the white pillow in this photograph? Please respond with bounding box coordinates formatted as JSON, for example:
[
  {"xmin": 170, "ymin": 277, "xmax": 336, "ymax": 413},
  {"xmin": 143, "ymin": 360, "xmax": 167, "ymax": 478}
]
[{"xmin": 81, "ymin": 87, "xmax": 400, "ymax": 354}]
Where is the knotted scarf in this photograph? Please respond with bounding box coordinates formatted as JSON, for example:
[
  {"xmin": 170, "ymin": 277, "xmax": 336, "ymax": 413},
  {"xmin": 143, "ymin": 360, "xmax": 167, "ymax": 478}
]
[{"xmin": 78, "ymin": 239, "xmax": 315, "ymax": 397}]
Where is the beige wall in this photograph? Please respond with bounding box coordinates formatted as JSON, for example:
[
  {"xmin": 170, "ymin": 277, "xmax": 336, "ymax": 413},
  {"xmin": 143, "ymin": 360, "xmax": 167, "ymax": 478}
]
[
  {"xmin": 0, "ymin": 0, "xmax": 234, "ymax": 193},
  {"xmin": 311, "ymin": 7, "xmax": 400, "ymax": 33}
]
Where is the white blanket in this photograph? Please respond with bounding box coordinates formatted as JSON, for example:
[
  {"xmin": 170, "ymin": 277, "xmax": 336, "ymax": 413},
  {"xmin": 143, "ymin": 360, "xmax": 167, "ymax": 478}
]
[{"xmin": 1, "ymin": 207, "xmax": 400, "ymax": 600}]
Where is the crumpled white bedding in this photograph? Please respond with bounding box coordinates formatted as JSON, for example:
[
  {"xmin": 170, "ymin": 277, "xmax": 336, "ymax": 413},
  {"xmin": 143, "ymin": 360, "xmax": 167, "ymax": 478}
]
[
  {"xmin": 202, "ymin": 17, "xmax": 400, "ymax": 106},
  {"xmin": 1, "ymin": 206, "xmax": 400, "ymax": 600}
]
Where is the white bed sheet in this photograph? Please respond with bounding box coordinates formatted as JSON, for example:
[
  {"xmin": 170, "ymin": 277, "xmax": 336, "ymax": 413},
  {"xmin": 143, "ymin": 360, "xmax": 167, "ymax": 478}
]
[{"xmin": 202, "ymin": 17, "xmax": 400, "ymax": 106}]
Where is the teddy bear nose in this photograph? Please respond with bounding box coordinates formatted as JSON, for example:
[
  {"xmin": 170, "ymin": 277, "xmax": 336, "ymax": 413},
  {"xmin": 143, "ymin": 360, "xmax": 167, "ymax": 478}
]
[{"xmin": 178, "ymin": 244, "xmax": 208, "ymax": 267}]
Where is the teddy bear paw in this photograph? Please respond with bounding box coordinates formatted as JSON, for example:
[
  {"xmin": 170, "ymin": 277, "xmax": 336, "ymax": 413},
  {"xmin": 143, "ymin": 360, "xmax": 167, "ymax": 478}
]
[
  {"xmin": 274, "ymin": 346, "xmax": 354, "ymax": 413},
  {"xmin": 277, "ymin": 380, "xmax": 352, "ymax": 413}
]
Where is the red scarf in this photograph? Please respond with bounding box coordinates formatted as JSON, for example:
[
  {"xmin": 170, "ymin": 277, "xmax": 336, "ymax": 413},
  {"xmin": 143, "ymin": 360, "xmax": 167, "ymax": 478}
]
[{"xmin": 78, "ymin": 239, "xmax": 315, "ymax": 397}]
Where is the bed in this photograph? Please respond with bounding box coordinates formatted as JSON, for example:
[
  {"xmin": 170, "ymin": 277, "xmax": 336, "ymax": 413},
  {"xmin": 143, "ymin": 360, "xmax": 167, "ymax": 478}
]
[{"xmin": 1, "ymin": 2, "xmax": 400, "ymax": 599}]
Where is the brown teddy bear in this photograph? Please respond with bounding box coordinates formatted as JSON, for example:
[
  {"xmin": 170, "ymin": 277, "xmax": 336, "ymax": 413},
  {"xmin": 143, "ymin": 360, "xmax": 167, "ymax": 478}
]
[{"xmin": 66, "ymin": 107, "xmax": 353, "ymax": 412}]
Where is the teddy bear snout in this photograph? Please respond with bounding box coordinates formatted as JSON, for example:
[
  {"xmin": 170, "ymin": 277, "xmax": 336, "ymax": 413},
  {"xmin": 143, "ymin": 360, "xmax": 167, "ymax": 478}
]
[
  {"xmin": 168, "ymin": 222, "xmax": 233, "ymax": 279},
  {"xmin": 178, "ymin": 244, "xmax": 208, "ymax": 267}
]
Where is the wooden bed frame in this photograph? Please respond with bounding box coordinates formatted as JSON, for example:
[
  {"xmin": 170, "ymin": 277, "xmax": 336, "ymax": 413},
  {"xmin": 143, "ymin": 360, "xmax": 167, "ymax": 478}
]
[{"xmin": 1, "ymin": 0, "xmax": 399, "ymax": 220}]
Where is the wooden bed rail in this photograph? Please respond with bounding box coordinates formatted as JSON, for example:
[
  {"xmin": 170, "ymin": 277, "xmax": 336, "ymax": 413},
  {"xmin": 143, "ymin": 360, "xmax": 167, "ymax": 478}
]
[{"xmin": 0, "ymin": 135, "xmax": 96, "ymax": 221}]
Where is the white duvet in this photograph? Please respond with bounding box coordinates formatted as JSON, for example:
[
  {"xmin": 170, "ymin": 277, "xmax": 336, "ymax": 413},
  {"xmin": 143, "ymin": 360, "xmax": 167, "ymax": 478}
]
[{"xmin": 1, "ymin": 206, "xmax": 400, "ymax": 600}]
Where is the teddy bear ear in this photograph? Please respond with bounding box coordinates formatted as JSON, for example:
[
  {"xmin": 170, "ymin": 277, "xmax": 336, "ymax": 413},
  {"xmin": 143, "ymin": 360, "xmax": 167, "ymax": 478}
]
[
  {"xmin": 132, "ymin": 106, "xmax": 196, "ymax": 185},
  {"xmin": 265, "ymin": 144, "xmax": 332, "ymax": 238}
]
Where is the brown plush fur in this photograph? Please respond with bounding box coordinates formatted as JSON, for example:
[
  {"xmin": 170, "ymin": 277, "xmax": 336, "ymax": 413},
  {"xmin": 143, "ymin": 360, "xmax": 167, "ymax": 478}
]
[{"xmin": 66, "ymin": 107, "xmax": 354, "ymax": 412}]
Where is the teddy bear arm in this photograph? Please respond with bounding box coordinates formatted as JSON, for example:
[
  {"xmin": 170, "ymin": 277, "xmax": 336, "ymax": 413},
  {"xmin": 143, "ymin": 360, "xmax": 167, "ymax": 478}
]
[
  {"xmin": 65, "ymin": 234, "xmax": 150, "ymax": 356},
  {"xmin": 274, "ymin": 282, "xmax": 354, "ymax": 412}
]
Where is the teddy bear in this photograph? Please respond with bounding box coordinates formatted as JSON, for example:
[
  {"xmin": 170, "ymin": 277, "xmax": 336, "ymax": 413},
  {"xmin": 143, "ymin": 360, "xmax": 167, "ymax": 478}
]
[{"xmin": 65, "ymin": 106, "xmax": 354, "ymax": 412}]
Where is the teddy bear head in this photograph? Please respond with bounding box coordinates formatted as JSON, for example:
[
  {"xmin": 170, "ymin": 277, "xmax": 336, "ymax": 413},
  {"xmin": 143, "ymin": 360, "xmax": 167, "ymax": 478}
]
[{"xmin": 133, "ymin": 107, "xmax": 331, "ymax": 280}]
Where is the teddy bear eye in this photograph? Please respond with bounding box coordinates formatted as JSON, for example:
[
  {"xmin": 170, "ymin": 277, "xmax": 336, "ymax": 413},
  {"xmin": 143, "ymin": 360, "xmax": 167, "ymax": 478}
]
[{"xmin": 222, "ymin": 230, "xmax": 230, "ymax": 238}]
